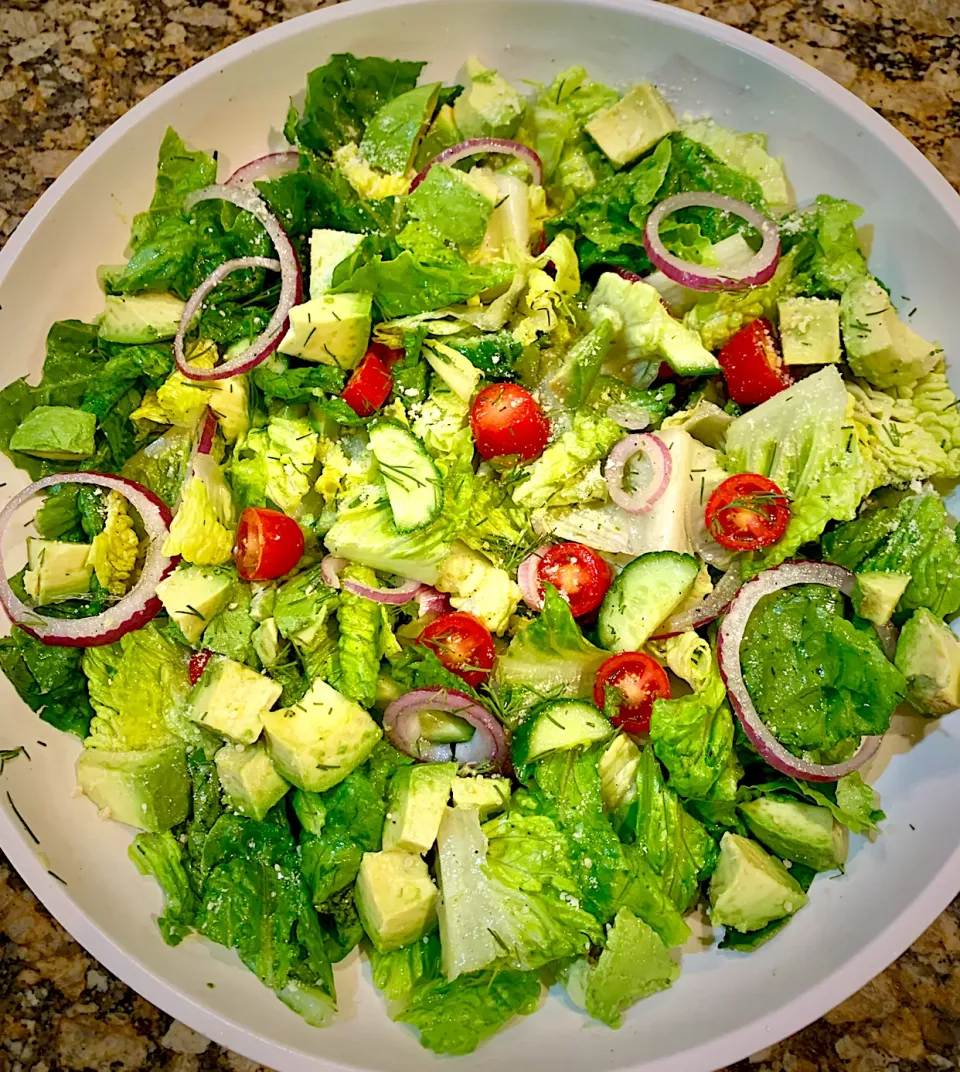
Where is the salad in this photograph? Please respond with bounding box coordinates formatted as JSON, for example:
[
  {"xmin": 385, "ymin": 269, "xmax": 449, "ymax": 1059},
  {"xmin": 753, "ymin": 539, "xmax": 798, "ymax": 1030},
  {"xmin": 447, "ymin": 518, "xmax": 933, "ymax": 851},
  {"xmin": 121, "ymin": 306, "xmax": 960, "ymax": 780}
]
[{"xmin": 1, "ymin": 51, "xmax": 959, "ymax": 1054}]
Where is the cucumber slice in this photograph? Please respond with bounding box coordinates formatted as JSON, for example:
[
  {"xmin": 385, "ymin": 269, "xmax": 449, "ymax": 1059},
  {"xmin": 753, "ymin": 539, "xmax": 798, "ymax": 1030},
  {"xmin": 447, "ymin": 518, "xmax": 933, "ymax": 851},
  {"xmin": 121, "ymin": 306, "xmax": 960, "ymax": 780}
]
[
  {"xmin": 369, "ymin": 420, "xmax": 442, "ymax": 533},
  {"xmin": 419, "ymin": 710, "xmax": 476, "ymax": 744},
  {"xmin": 512, "ymin": 700, "xmax": 614, "ymax": 768},
  {"xmin": 598, "ymin": 550, "xmax": 699, "ymax": 652}
]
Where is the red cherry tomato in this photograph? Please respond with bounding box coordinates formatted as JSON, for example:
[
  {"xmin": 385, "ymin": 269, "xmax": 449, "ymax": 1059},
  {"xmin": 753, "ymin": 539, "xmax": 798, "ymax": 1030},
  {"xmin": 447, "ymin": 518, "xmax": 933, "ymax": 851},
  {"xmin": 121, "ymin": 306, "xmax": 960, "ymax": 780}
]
[
  {"xmin": 704, "ymin": 473, "xmax": 790, "ymax": 552},
  {"xmin": 656, "ymin": 361, "xmax": 676, "ymax": 382},
  {"xmin": 717, "ymin": 318, "xmax": 793, "ymax": 405},
  {"xmin": 234, "ymin": 507, "xmax": 305, "ymax": 581},
  {"xmin": 593, "ymin": 652, "xmax": 671, "ymax": 735},
  {"xmin": 368, "ymin": 341, "xmax": 403, "ymax": 368},
  {"xmin": 188, "ymin": 649, "xmax": 213, "ymax": 685},
  {"xmin": 341, "ymin": 351, "xmax": 394, "ymax": 417},
  {"xmin": 421, "ymin": 611, "xmax": 496, "ymax": 688},
  {"xmin": 536, "ymin": 542, "xmax": 612, "ymax": 618},
  {"xmin": 470, "ymin": 383, "xmax": 550, "ymax": 462}
]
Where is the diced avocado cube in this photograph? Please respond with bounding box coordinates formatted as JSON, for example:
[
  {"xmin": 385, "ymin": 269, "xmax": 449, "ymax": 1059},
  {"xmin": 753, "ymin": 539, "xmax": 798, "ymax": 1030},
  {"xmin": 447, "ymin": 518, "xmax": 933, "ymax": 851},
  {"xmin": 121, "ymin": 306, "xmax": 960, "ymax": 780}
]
[
  {"xmin": 252, "ymin": 617, "xmax": 284, "ymax": 668},
  {"xmin": 23, "ymin": 539, "xmax": 93, "ymax": 605},
  {"xmin": 598, "ymin": 733, "xmax": 642, "ymax": 813},
  {"xmin": 778, "ymin": 297, "xmax": 841, "ymax": 366},
  {"xmin": 852, "ymin": 571, "xmax": 911, "ymax": 628},
  {"xmin": 840, "ymin": 276, "xmax": 939, "ymax": 388},
  {"xmin": 277, "ymin": 294, "xmax": 372, "ymax": 369},
  {"xmin": 450, "ymin": 775, "xmax": 511, "ymax": 820},
  {"xmin": 10, "ymin": 406, "xmax": 96, "ymax": 461},
  {"xmin": 454, "ymin": 58, "xmax": 524, "ymax": 141},
  {"xmin": 186, "ymin": 655, "xmax": 282, "ymax": 743},
  {"xmin": 309, "ymin": 229, "xmax": 365, "ymax": 300},
  {"xmin": 895, "ymin": 608, "xmax": 960, "ymax": 716},
  {"xmin": 77, "ymin": 744, "xmax": 189, "ymax": 832},
  {"xmin": 208, "ymin": 360, "xmax": 250, "ymax": 442},
  {"xmin": 423, "ymin": 343, "xmax": 482, "ymax": 402},
  {"xmin": 383, "ymin": 762, "xmax": 458, "ymax": 854},
  {"xmin": 586, "ymin": 82, "xmax": 678, "ymax": 168},
  {"xmin": 262, "ymin": 677, "xmax": 381, "ymax": 792},
  {"xmin": 98, "ymin": 292, "xmax": 186, "ymax": 344},
  {"xmin": 215, "ymin": 741, "xmax": 290, "ymax": 822},
  {"xmin": 708, "ymin": 832, "xmax": 808, "ymax": 933},
  {"xmin": 155, "ymin": 564, "xmax": 234, "ymax": 644},
  {"xmin": 359, "ymin": 82, "xmax": 442, "ymax": 174},
  {"xmin": 739, "ymin": 798, "xmax": 846, "ymax": 872},
  {"xmin": 355, "ymin": 849, "xmax": 438, "ymax": 952}
]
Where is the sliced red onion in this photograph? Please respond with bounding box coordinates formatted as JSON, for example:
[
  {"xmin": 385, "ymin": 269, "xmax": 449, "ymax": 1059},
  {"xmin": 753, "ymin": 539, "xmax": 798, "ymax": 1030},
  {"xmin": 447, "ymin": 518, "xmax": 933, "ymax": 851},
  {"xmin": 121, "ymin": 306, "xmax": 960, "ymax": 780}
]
[
  {"xmin": 409, "ymin": 138, "xmax": 543, "ymax": 192},
  {"xmin": 717, "ymin": 561, "xmax": 885, "ymax": 782},
  {"xmin": 653, "ymin": 567, "xmax": 743, "ymax": 638},
  {"xmin": 227, "ymin": 151, "xmax": 300, "ymax": 187},
  {"xmin": 605, "ymin": 434, "xmax": 672, "ymax": 515},
  {"xmin": 176, "ymin": 185, "xmax": 302, "ymax": 382},
  {"xmin": 321, "ymin": 554, "xmax": 347, "ymax": 590},
  {"xmin": 383, "ymin": 688, "xmax": 508, "ymax": 771},
  {"xmin": 517, "ymin": 544, "xmax": 552, "ymax": 611},
  {"xmin": 342, "ymin": 575, "xmax": 424, "ymax": 606},
  {"xmin": 196, "ymin": 408, "xmax": 217, "ymax": 457},
  {"xmin": 0, "ymin": 474, "xmax": 177, "ymax": 648},
  {"xmin": 643, "ymin": 192, "xmax": 780, "ymax": 292},
  {"xmin": 415, "ymin": 586, "xmax": 452, "ymax": 617}
]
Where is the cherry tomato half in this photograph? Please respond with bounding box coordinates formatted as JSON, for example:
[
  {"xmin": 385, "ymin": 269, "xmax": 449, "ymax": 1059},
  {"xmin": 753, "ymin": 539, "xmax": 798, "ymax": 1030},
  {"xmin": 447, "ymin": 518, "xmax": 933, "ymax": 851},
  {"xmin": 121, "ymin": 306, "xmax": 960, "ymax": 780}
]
[
  {"xmin": 593, "ymin": 652, "xmax": 671, "ymax": 735},
  {"xmin": 421, "ymin": 611, "xmax": 496, "ymax": 688},
  {"xmin": 234, "ymin": 507, "xmax": 305, "ymax": 581},
  {"xmin": 188, "ymin": 648, "xmax": 213, "ymax": 685},
  {"xmin": 341, "ymin": 351, "xmax": 394, "ymax": 417},
  {"xmin": 537, "ymin": 542, "xmax": 612, "ymax": 618},
  {"xmin": 717, "ymin": 318, "xmax": 793, "ymax": 406},
  {"xmin": 470, "ymin": 383, "xmax": 550, "ymax": 462},
  {"xmin": 704, "ymin": 473, "xmax": 790, "ymax": 552},
  {"xmin": 367, "ymin": 341, "xmax": 403, "ymax": 368}
]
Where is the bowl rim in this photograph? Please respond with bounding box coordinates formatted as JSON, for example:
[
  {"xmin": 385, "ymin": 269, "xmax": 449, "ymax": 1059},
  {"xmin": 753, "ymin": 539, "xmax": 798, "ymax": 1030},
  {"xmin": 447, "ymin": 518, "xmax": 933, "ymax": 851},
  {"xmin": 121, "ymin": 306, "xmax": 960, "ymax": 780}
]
[{"xmin": 2, "ymin": 0, "xmax": 960, "ymax": 1068}]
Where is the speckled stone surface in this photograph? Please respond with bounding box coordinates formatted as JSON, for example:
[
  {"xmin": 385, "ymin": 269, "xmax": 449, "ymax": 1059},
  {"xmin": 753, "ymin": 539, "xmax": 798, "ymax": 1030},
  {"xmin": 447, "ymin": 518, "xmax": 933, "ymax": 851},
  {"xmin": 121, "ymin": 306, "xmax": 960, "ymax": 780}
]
[{"xmin": 2, "ymin": 0, "xmax": 960, "ymax": 1069}]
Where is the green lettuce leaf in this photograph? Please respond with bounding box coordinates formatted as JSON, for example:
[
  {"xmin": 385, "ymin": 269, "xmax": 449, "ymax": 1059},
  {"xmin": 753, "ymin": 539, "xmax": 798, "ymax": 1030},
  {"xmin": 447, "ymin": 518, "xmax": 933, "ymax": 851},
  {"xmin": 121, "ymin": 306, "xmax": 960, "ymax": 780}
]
[
  {"xmin": 252, "ymin": 362, "xmax": 346, "ymax": 404},
  {"xmin": 369, "ymin": 932, "xmax": 442, "ymax": 1006},
  {"xmin": 0, "ymin": 627, "xmax": 93, "ymax": 738},
  {"xmin": 779, "ymin": 195, "xmax": 868, "ymax": 299},
  {"xmin": 458, "ymin": 472, "xmax": 538, "ymax": 571},
  {"xmin": 612, "ymin": 845, "xmax": 691, "ymax": 948},
  {"xmin": 681, "ymin": 119, "xmax": 790, "ymax": 207},
  {"xmin": 740, "ymin": 584, "xmax": 905, "ymax": 754},
  {"xmin": 203, "ymin": 576, "xmax": 258, "ymax": 667},
  {"xmin": 128, "ymin": 830, "xmax": 199, "ymax": 945},
  {"xmin": 121, "ymin": 426, "xmax": 194, "ymax": 508},
  {"xmin": 822, "ymin": 493, "xmax": 960, "ymax": 619},
  {"xmin": 404, "ymin": 165, "xmax": 493, "ymax": 248},
  {"xmin": 333, "ymin": 564, "xmax": 382, "ymax": 707}
]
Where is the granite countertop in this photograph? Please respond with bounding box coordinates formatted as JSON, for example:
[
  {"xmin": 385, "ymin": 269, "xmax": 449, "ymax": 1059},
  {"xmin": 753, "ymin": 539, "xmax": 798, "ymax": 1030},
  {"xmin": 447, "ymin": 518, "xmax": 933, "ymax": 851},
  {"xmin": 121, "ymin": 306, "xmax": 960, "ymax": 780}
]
[{"xmin": 2, "ymin": 0, "xmax": 960, "ymax": 1069}]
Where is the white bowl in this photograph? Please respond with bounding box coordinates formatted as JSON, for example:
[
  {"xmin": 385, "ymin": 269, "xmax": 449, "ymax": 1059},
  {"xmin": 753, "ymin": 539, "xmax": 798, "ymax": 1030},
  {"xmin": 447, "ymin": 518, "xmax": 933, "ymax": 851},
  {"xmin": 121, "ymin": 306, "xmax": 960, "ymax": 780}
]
[{"xmin": 2, "ymin": 1, "xmax": 959, "ymax": 1068}]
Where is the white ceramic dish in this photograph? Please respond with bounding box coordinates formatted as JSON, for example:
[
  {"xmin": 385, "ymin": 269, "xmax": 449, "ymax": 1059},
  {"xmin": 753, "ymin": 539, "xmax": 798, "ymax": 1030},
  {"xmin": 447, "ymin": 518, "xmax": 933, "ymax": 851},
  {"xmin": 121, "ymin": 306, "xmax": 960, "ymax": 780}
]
[{"xmin": 2, "ymin": 1, "xmax": 959, "ymax": 1068}]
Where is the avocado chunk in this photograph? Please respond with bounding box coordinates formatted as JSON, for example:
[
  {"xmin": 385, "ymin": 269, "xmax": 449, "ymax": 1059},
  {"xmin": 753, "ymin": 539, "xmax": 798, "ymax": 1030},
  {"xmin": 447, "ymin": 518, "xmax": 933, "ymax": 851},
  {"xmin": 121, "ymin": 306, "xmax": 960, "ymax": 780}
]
[
  {"xmin": 215, "ymin": 741, "xmax": 290, "ymax": 821},
  {"xmin": 851, "ymin": 570, "xmax": 911, "ymax": 628},
  {"xmin": 423, "ymin": 342, "xmax": 483, "ymax": 402},
  {"xmin": 360, "ymin": 82, "xmax": 442, "ymax": 174},
  {"xmin": 840, "ymin": 276, "xmax": 939, "ymax": 387},
  {"xmin": 186, "ymin": 655, "xmax": 282, "ymax": 743},
  {"xmin": 309, "ymin": 229, "xmax": 365, "ymax": 299},
  {"xmin": 598, "ymin": 733, "xmax": 642, "ymax": 813},
  {"xmin": 10, "ymin": 406, "xmax": 96, "ymax": 461},
  {"xmin": 355, "ymin": 849, "xmax": 439, "ymax": 952},
  {"xmin": 708, "ymin": 832, "xmax": 808, "ymax": 933},
  {"xmin": 262, "ymin": 677, "xmax": 381, "ymax": 792},
  {"xmin": 155, "ymin": 564, "xmax": 234, "ymax": 644},
  {"xmin": 895, "ymin": 608, "xmax": 960, "ymax": 715},
  {"xmin": 739, "ymin": 798, "xmax": 846, "ymax": 872},
  {"xmin": 586, "ymin": 82, "xmax": 678, "ymax": 168},
  {"xmin": 98, "ymin": 292, "xmax": 186, "ymax": 344},
  {"xmin": 252, "ymin": 617, "xmax": 284, "ymax": 668},
  {"xmin": 23, "ymin": 539, "xmax": 93, "ymax": 605},
  {"xmin": 778, "ymin": 297, "xmax": 841, "ymax": 365},
  {"xmin": 77, "ymin": 744, "xmax": 189, "ymax": 832},
  {"xmin": 383, "ymin": 762, "xmax": 458, "ymax": 854},
  {"xmin": 450, "ymin": 774, "xmax": 511, "ymax": 819},
  {"xmin": 277, "ymin": 293, "xmax": 372, "ymax": 369},
  {"xmin": 454, "ymin": 58, "xmax": 524, "ymax": 141}
]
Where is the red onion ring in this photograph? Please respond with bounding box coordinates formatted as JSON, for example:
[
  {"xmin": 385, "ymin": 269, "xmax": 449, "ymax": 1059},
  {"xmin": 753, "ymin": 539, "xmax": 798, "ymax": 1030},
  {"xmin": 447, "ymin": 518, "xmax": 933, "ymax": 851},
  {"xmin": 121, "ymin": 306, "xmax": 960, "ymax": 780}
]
[
  {"xmin": 415, "ymin": 586, "xmax": 452, "ymax": 617},
  {"xmin": 717, "ymin": 561, "xmax": 885, "ymax": 782},
  {"xmin": 226, "ymin": 151, "xmax": 300, "ymax": 187},
  {"xmin": 0, "ymin": 474, "xmax": 177, "ymax": 648},
  {"xmin": 605, "ymin": 433, "xmax": 672, "ymax": 515},
  {"xmin": 652, "ymin": 567, "xmax": 743, "ymax": 638},
  {"xmin": 176, "ymin": 185, "xmax": 302, "ymax": 382},
  {"xmin": 321, "ymin": 554, "xmax": 347, "ymax": 590},
  {"xmin": 409, "ymin": 138, "xmax": 543, "ymax": 193},
  {"xmin": 383, "ymin": 687, "xmax": 508, "ymax": 770},
  {"xmin": 196, "ymin": 408, "xmax": 218, "ymax": 457},
  {"xmin": 643, "ymin": 192, "xmax": 780, "ymax": 292},
  {"xmin": 517, "ymin": 544, "xmax": 552, "ymax": 611},
  {"xmin": 342, "ymin": 576, "xmax": 423, "ymax": 605}
]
